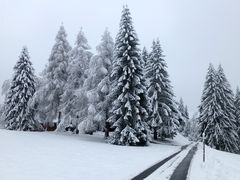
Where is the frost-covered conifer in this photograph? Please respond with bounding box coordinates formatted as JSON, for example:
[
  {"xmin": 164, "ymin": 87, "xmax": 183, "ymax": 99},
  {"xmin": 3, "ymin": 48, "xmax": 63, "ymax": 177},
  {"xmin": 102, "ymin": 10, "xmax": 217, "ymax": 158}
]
[
  {"xmin": 58, "ymin": 28, "xmax": 92, "ymax": 131},
  {"xmin": 4, "ymin": 47, "xmax": 37, "ymax": 131},
  {"xmin": 108, "ymin": 6, "xmax": 149, "ymax": 145},
  {"xmin": 215, "ymin": 65, "xmax": 238, "ymax": 152},
  {"xmin": 35, "ymin": 25, "xmax": 71, "ymax": 126},
  {"xmin": 198, "ymin": 64, "xmax": 238, "ymax": 152},
  {"xmin": 199, "ymin": 64, "xmax": 217, "ymax": 137},
  {"xmin": 78, "ymin": 29, "xmax": 114, "ymax": 134},
  {"xmin": 145, "ymin": 40, "xmax": 178, "ymax": 140}
]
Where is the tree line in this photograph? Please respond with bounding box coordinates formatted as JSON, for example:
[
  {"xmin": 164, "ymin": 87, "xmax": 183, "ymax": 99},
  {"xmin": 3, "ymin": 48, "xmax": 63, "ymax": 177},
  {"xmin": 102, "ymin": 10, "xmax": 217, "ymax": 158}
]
[
  {"xmin": 2, "ymin": 6, "xmax": 238, "ymax": 152},
  {"xmin": 0, "ymin": 6, "xmax": 188, "ymax": 146}
]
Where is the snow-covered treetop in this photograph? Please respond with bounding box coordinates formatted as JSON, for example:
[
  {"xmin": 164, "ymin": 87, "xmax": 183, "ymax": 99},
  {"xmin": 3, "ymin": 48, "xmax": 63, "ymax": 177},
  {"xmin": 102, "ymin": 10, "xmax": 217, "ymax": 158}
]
[
  {"xmin": 75, "ymin": 28, "xmax": 91, "ymax": 50},
  {"xmin": 46, "ymin": 25, "xmax": 71, "ymax": 82},
  {"xmin": 14, "ymin": 47, "xmax": 35, "ymax": 80},
  {"xmin": 69, "ymin": 28, "xmax": 92, "ymax": 72},
  {"xmin": 96, "ymin": 29, "xmax": 114, "ymax": 59}
]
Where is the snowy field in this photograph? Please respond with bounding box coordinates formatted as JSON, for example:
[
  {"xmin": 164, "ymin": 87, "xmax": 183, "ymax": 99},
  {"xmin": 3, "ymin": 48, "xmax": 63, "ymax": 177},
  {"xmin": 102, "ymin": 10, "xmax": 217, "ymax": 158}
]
[
  {"xmin": 188, "ymin": 143, "xmax": 240, "ymax": 180},
  {"xmin": 0, "ymin": 129, "xmax": 188, "ymax": 180}
]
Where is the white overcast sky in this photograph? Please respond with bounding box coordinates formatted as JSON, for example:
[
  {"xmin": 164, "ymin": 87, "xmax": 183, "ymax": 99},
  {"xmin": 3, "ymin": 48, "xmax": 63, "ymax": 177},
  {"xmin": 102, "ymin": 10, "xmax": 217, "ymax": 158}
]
[{"xmin": 1, "ymin": 0, "xmax": 240, "ymax": 114}]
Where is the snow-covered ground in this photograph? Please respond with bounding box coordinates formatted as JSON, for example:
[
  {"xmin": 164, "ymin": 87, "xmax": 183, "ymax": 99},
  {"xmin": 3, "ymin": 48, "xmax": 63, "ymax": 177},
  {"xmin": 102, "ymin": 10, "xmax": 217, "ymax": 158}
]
[
  {"xmin": 0, "ymin": 129, "xmax": 188, "ymax": 180},
  {"xmin": 188, "ymin": 143, "xmax": 240, "ymax": 180}
]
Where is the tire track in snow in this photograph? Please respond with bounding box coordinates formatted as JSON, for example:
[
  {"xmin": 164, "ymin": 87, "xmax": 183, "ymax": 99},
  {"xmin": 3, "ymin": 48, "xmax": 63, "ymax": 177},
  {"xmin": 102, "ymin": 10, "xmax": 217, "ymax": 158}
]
[{"xmin": 131, "ymin": 144, "xmax": 190, "ymax": 180}]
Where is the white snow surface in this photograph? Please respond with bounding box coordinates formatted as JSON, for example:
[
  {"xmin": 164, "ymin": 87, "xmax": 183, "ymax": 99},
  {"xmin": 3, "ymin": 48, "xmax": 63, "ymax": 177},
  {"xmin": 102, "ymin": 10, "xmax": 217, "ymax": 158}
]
[
  {"xmin": 0, "ymin": 130, "xmax": 188, "ymax": 180},
  {"xmin": 188, "ymin": 143, "xmax": 240, "ymax": 180}
]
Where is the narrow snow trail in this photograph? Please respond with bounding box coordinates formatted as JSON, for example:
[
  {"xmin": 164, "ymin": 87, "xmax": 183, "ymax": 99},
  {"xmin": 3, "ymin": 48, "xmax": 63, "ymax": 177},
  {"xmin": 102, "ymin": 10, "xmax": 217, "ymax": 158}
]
[
  {"xmin": 146, "ymin": 143, "xmax": 196, "ymax": 180},
  {"xmin": 169, "ymin": 144, "xmax": 198, "ymax": 180}
]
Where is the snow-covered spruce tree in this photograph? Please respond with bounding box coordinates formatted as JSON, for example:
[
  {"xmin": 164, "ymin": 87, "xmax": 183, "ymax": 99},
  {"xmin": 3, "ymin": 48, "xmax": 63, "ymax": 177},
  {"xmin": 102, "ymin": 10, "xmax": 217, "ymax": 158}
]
[
  {"xmin": 234, "ymin": 87, "xmax": 240, "ymax": 138},
  {"xmin": 198, "ymin": 64, "xmax": 238, "ymax": 152},
  {"xmin": 57, "ymin": 28, "xmax": 92, "ymax": 132},
  {"xmin": 107, "ymin": 6, "xmax": 149, "ymax": 146},
  {"xmin": 78, "ymin": 29, "xmax": 114, "ymax": 135},
  {"xmin": 4, "ymin": 47, "xmax": 37, "ymax": 131},
  {"xmin": 145, "ymin": 40, "xmax": 178, "ymax": 140},
  {"xmin": 198, "ymin": 64, "xmax": 217, "ymax": 138},
  {"xmin": 35, "ymin": 25, "xmax": 71, "ymax": 128},
  {"xmin": 215, "ymin": 65, "xmax": 238, "ymax": 152}
]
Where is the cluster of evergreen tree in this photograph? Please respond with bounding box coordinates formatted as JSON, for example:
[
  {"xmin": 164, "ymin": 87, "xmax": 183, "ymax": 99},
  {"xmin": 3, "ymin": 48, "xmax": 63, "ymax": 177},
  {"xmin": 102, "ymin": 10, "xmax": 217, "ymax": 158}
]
[
  {"xmin": 1, "ymin": 6, "xmax": 180, "ymax": 146},
  {"xmin": 198, "ymin": 64, "xmax": 239, "ymax": 153}
]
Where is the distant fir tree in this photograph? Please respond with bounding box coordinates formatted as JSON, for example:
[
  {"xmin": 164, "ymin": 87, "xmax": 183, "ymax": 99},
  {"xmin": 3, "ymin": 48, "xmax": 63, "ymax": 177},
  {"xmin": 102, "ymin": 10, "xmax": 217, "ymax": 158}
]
[
  {"xmin": 178, "ymin": 98, "xmax": 186, "ymax": 132},
  {"xmin": 0, "ymin": 79, "xmax": 11, "ymax": 124},
  {"xmin": 78, "ymin": 29, "xmax": 114, "ymax": 135},
  {"xmin": 234, "ymin": 87, "xmax": 240, "ymax": 137},
  {"xmin": 107, "ymin": 6, "xmax": 149, "ymax": 146},
  {"xmin": 142, "ymin": 47, "xmax": 149, "ymax": 67},
  {"xmin": 184, "ymin": 106, "xmax": 189, "ymax": 120},
  {"xmin": 58, "ymin": 28, "xmax": 92, "ymax": 132},
  {"xmin": 184, "ymin": 113, "xmax": 199, "ymax": 141},
  {"xmin": 178, "ymin": 98, "xmax": 187, "ymax": 118},
  {"xmin": 4, "ymin": 47, "xmax": 37, "ymax": 131},
  {"xmin": 198, "ymin": 64, "xmax": 238, "ymax": 152},
  {"xmin": 182, "ymin": 105, "xmax": 190, "ymax": 136},
  {"xmin": 145, "ymin": 40, "xmax": 178, "ymax": 140},
  {"xmin": 35, "ymin": 25, "xmax": 71, "ymax": 127}
]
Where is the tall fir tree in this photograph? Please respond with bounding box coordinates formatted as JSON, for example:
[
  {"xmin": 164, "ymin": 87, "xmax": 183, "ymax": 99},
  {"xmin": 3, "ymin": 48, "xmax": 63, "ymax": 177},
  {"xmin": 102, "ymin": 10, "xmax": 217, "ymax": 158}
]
[
  {"xmin": 78, "ymin": 29, "xmax": 114, "ymax": 135},
  {"xmin": 4, "ymin": 47, "xmax": 37, "ymax": 131},
  {"xmin": 58, "ymin": 28, "xmax": 92, "ymax": 132},
  {"xmin": 198, "ymin": 64, "xmax": 238, "ymax": 152},
  {"xmin": 199, "ymin": 64, "xmax": 217, "ymax": 138},
  {"xmin": 35, "ymin": 25, "xmax": 71, "ymax": 127},
  {"xmin": 107, "ymin": 6, "xmax": 149, "ymax": 145},
  {"xmin": 215, "ymin": 65, "xmax": 238, "ymax": 152},
  {"xmin": 145, "ymin": 40, "xmax": 178, "ymax": 140}
]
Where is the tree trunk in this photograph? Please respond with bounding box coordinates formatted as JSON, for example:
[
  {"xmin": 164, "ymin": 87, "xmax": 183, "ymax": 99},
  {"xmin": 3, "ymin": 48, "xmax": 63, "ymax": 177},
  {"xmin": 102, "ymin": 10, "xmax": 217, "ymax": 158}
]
[
  {"xmin": 105, "ymin": 108, "xmax": 110, "ymax": 138},
  {"xmin": 153, "ymin": 128, "xmax": 157, "ymax": 140},
  {"xmin": 105, "ymin": 121, "xmax": 110, "ymax": 138}
]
